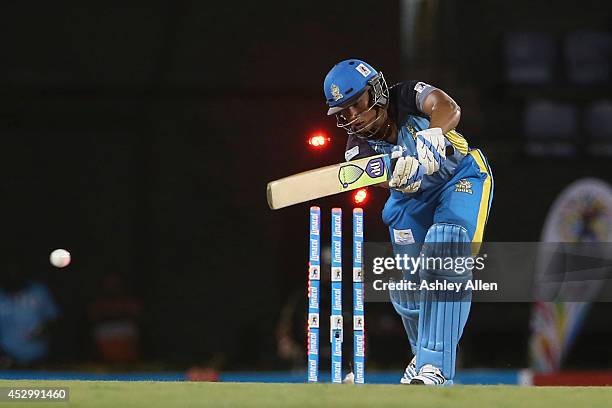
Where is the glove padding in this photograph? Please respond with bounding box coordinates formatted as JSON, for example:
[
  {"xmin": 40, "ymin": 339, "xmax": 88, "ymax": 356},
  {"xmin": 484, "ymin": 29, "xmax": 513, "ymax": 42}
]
[
  {"xmin": 389, "ymin": 155, "xmax": 426, "ymax": 193},
  {"xmin": 416, "ymin": 127, "xmax": 447, "ymax": 175}
]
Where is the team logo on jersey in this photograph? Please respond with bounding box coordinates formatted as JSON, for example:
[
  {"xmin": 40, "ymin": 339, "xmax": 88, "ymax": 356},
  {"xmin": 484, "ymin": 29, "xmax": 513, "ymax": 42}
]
[
  {"xmin": 330, "ymin": 84, "xmax": 343, "ymax": 101},
  {"xmin": 455, "ymin": 179, "xmax": 473, "ymax": 194},
  {"xmin": 356, "ymin": 63, "xmax": 372, "ymax": 77},
  {"xmin": 406, "ymin": 124, "xmax": 417, "ymax": 139}
]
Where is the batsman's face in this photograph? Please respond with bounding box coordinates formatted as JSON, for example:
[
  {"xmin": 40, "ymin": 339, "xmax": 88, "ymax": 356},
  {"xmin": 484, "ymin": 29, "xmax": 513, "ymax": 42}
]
[
  {"xmin": 337, "ymin": 90, "xmax": 375, "ymax": 132},
  {"xmin": 336, "ymin": 88, "xmax": 387, "ymax": 138}
]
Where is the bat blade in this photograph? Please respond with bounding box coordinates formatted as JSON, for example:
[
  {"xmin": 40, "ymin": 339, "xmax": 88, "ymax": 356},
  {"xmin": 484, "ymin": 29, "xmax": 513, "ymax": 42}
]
[{"xmin": 266, "ymin": 154, "xmax": 389, "ymax": 210}]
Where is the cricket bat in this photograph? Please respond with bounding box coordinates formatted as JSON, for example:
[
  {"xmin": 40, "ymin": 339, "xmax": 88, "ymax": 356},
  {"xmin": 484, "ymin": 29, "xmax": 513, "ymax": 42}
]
[{"xmin": 266, "ymin": 154, "xmax": 390, "ymax": 210}]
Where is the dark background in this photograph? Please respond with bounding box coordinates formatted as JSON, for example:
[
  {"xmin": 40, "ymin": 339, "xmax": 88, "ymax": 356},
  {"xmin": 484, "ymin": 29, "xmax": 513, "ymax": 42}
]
[{"xmin": 2, "ymin": 0, "xmax": 612, "ymax": 371}]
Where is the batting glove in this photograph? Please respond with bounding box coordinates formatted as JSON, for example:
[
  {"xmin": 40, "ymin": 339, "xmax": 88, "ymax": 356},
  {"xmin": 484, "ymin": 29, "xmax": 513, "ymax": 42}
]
[
  {"xmin": 389, "ymin": 155, "xmax": 426, "ymax": 193},
  {"xmin": 416, "ymin": 127, "xmax": 447, "ymax": 175}
]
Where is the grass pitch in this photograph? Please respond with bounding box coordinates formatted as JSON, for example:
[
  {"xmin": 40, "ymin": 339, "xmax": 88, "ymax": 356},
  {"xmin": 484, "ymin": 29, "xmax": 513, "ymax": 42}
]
[{"xmin": 2, "ymin": 380, "xmax": 612, "ymax": 408}]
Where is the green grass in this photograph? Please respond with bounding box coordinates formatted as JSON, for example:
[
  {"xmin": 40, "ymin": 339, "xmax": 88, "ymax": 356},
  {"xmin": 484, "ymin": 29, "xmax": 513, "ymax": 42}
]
[{"xmin": 1, "ymin": 380, "xmax": 612, "ymax": 408}]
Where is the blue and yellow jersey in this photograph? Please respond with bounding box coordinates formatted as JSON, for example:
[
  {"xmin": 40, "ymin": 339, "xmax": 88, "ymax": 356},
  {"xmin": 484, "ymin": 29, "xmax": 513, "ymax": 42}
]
[{"xmin": 344, "ymin": 80, "xmax": 470, "ymax": 197}]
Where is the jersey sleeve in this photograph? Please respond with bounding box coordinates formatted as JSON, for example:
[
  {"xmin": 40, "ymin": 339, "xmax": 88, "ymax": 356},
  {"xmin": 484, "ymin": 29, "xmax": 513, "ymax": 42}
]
[
  {"xmin": 390, "ymin": 80, "xmax": 437, "ymax": 118},
  {"xmin": 344, "ymin": 135, "xmax": 377, "ymax": 161}
]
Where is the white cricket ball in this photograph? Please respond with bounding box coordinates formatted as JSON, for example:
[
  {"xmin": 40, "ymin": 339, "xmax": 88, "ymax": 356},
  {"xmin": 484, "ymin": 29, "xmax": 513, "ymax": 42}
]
[{"xmin": 50, "ymin": 249, "xmax": 71, "ymax": 268}]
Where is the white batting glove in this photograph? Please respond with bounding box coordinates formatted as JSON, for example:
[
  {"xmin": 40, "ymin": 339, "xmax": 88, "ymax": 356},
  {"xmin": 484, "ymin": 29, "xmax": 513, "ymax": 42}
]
[
  {"xmin": 416, "ymin": 127, "xmax": 447, "ymax": 175},
  {"xmin": 389, "ymin": 155, "xmax": 425, "ymax": 193}
]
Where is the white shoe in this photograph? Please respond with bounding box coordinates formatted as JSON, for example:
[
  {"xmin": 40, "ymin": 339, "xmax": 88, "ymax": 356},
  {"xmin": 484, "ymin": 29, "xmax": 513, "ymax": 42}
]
[
  {"xmin": 400, "ymin": 357, "xmax": 417, "ymax": 384},
  {"xmin": 410, "ymin": 364, "xmax": 447, "ymax": 385}
]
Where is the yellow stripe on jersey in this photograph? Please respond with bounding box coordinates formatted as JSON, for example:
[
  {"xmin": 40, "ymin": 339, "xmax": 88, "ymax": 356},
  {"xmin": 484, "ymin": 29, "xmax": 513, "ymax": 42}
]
[
  {"xmin": 445, "ymin": 130, "xmax": 469, "ymax": 156},
  {"xmin": 469, "ymin": 149, "xmax": 492, "ymax": 254}
]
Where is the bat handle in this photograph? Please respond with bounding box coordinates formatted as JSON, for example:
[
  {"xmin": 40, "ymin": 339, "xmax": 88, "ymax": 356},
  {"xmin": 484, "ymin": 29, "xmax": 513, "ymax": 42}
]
[{"xmin": 389, "ymin": 146, "xmax": 455, "ymax": 175}]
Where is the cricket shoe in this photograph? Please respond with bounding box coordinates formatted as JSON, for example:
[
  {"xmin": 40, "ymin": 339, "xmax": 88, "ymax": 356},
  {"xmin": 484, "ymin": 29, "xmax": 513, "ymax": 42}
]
[
  {"xmin": 400, "ymin": 357, "xmax": 417, "ymax": 384},
  {"xmin": 410, "ymin": 364, "xmax": 447, "ymax": 385}
]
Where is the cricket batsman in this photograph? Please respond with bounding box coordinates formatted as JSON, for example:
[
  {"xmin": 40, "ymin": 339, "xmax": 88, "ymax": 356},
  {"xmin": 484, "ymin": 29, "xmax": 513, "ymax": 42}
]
[{"xmin": 323, "ymin": 59, "xmax": 493, "ymax": 385}]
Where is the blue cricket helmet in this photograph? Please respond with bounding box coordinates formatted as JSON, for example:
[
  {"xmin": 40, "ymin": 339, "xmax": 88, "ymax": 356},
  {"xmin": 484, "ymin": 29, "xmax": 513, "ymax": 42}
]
[
  {"xmin": 323, "ymin": 59, "xmax": 390, "ymax": 139},
  {"xmin": 324, "ymin": 59, "xmax": 380, "ymax": 115}
]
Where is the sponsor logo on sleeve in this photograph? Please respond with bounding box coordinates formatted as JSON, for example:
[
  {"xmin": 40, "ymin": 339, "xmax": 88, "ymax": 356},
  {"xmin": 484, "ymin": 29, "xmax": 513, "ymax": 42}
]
[{"xmin": 414, "ymin": 81, "xmax": 428, "ymax": 93}]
